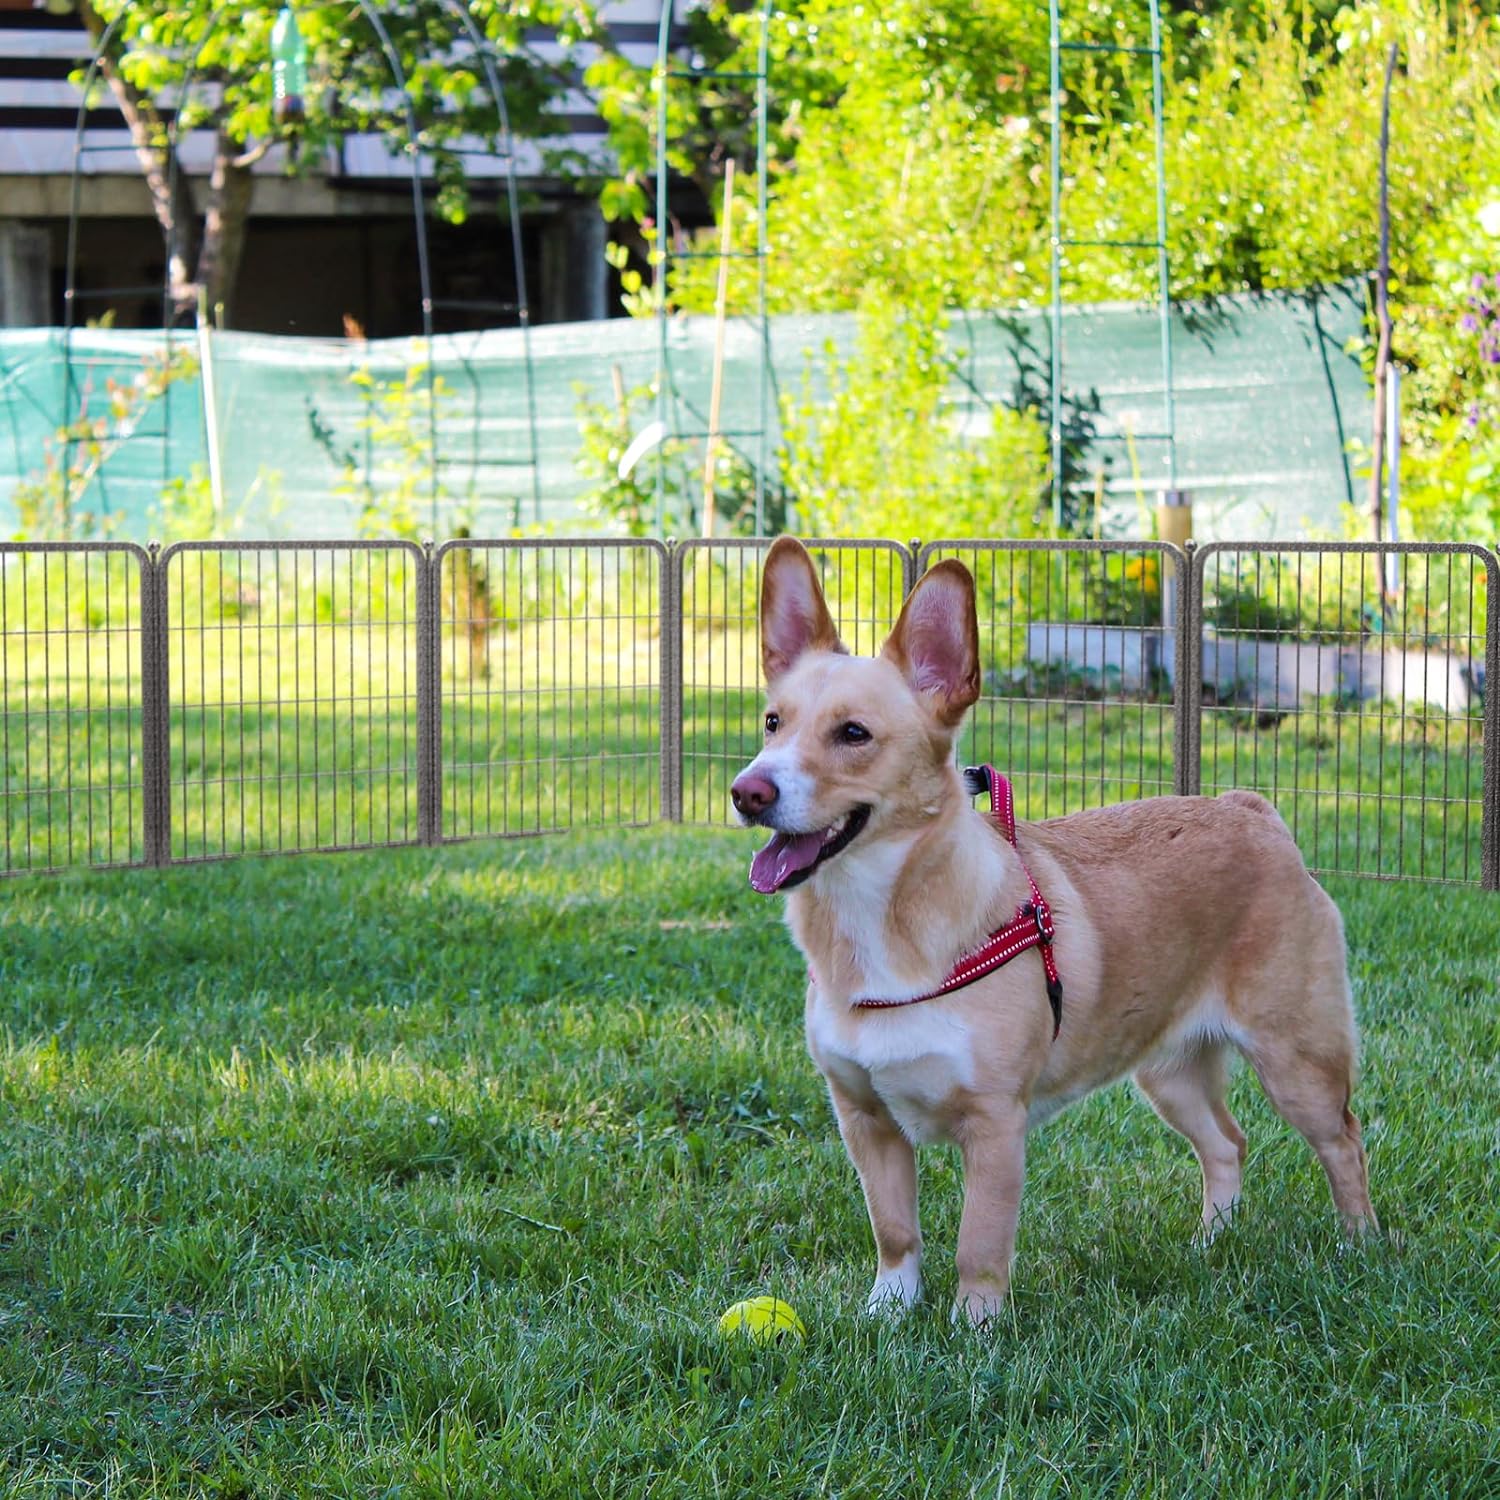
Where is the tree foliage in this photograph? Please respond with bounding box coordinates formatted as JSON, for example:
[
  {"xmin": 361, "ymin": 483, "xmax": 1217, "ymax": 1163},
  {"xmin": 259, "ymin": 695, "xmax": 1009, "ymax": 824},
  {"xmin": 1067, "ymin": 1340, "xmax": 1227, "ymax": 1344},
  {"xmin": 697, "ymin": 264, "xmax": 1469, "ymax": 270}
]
[
  {"xmin": 596, "ymin": 0, "xmax": 1500, "ymax": 537},
  {"xmin": 76, "ymin": 0, "xmax": 599, "ymax": 321}
]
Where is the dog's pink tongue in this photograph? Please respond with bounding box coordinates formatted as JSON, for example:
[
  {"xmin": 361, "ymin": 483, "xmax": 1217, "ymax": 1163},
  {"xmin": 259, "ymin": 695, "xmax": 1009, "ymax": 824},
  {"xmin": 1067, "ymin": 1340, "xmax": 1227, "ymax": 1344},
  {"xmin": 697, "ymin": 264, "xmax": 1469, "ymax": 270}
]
[{"xmin": 749, "ymin": 830, "xmax": 825, "ymax": 894}]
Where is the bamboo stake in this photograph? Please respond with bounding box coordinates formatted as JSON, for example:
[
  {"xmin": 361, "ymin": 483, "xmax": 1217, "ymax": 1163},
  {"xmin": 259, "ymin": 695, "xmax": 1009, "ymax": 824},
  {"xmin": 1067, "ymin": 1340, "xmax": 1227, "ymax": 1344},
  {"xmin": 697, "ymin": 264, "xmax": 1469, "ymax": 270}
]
[
  {"xmin": 702, "ymin": 159, "xmax": 736, "ymax": 538},
  {"xmin": 195, "ymin": 285, "xmax": 226, "ymax": 523},
  {"xmin": 1370, "ymin": 43, "xmax": 1399, "ymax": 613}
]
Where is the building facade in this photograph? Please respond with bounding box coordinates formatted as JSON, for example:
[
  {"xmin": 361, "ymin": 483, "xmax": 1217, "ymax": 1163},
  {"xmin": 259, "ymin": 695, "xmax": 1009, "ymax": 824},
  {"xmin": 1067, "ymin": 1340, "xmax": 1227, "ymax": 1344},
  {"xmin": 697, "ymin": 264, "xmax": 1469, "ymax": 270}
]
[{"xmin": 0, "ymin": 0, "xmax": 675, "ymax": 334}]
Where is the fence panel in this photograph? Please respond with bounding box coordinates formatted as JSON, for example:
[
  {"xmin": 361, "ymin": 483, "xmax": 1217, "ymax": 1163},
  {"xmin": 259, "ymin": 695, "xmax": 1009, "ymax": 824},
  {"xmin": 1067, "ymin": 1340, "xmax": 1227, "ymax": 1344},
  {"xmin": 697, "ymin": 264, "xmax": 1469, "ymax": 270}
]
[
  {"xmin": 919, "ymin": 540, "xmax": 1185, "ymax": 819},
  {"xmin": 160, "ymin": 541, "xmax": 425, "ymax": 862},
  {"xmin": 434, "ymin": 539, "xmax": 666, "ymax": 839},
  {"xmin": 675, "ymin": 539, "xmax": 914, "ymax": 825},
  {"xmin": 0, "ymin": 542, "xmax": 151, "ymax": 875},
  {"xmin": 5, "ymin": 533, "xmax": 1497, "ymax": 890},
  {"xmin": 1188, "ymin": 542, "xmax": 1497, "ymax": 885}
]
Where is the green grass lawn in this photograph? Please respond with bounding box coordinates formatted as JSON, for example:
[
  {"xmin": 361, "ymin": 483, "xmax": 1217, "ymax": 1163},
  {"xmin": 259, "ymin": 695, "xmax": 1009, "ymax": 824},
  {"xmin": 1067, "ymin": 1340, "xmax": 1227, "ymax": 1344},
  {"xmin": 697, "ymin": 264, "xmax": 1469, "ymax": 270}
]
[{"xmin": 1, "ymin": 828, "xmax": 1497, "ymax": 1496}]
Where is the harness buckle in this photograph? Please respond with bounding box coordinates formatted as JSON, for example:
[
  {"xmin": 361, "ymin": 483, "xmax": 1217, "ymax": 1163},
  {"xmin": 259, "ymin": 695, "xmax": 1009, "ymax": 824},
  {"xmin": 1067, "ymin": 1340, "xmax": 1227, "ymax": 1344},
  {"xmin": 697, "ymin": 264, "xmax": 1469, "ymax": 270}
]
[{"xmin": 1024, "ymin": 899, "xmax": 1055, "ymax": 944}]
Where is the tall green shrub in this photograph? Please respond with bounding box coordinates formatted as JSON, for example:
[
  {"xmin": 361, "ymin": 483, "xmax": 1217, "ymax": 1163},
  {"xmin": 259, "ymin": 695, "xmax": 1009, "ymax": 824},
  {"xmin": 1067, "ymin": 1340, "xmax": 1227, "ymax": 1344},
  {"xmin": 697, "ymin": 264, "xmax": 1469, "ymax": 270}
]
[{"xmin": 779, "ymin": 294, "xmax": 1049, "ymax": 540}]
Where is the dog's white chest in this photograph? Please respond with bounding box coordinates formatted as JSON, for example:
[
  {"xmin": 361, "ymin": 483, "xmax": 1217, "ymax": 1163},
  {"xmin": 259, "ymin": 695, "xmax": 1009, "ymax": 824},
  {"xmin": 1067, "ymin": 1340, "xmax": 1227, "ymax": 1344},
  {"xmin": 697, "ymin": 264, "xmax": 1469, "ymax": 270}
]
[{"xmin": 808, "ymin": 999, "xmax": 976, "ymax": 1145}]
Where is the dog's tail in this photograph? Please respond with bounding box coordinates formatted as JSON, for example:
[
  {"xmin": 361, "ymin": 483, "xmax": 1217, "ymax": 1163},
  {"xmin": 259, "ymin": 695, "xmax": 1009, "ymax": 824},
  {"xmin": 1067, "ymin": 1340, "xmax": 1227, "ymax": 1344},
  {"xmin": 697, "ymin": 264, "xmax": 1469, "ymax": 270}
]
[{"xmin": 1217, "ymin": 789, "xmax": 1298, "ymax": 841}]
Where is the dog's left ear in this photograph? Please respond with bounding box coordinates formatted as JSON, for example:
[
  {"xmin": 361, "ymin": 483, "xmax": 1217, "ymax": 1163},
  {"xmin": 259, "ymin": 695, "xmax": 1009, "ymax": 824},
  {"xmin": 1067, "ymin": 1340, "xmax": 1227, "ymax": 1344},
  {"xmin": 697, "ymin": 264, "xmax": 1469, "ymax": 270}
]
[{"xmin": 881, "ymin": 561, "xmax": 981, "ymax": 728}]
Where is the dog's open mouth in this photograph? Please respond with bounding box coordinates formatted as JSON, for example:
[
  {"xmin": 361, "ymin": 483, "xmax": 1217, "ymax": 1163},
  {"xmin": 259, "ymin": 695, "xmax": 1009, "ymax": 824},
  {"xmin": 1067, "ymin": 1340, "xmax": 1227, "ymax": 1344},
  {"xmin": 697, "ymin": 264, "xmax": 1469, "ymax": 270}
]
[{"xmin": 748, "ymin": 805, "xmax": 871, "ymax": 894}]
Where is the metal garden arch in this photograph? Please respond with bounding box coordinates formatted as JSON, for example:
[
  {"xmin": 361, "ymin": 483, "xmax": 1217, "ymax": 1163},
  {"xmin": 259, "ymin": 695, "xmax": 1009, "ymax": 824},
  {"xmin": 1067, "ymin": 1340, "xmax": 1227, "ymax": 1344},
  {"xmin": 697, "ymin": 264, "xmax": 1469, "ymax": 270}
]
[{"xmin": 651, "ymin": 0, "xmax": 772, "ymax": 538}]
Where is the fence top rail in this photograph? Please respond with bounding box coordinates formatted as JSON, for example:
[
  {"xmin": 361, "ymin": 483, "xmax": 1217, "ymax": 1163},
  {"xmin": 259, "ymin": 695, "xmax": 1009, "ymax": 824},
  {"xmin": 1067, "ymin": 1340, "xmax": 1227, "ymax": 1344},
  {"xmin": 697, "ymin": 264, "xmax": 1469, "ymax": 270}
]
[
  {"xmin": 433, "ymin": 536, "xmax": 670, "ymax": 563},
  {"xmin": 675, "ymin": 536, "xmax": 914, "ymax": 555},
  {"xmin": 1192, "ymin": 537, "xmax": 1500, "ymax": 569},
  {"xmin": 159, "ymin": 538, "xmax": 429, "ymax": 565},
  {"xmin": 1191, "ymin": 539, "xmax": 1500, "ymax": 609},
  {"xmin": 0, "ymin": 540, "xmax": 151, "ymax": 560},
  {"xmin": 919, "ymin": 537, "xmax": 1189, "ymax": 569}
]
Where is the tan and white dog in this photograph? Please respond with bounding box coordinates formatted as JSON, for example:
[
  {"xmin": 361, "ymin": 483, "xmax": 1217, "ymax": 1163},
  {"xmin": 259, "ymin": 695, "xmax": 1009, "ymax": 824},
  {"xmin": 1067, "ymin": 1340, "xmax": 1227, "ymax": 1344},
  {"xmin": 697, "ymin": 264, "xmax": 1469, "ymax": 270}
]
[{"xmin": 731, "ymin": 537, "xmax": 1376, "ymax": 1326}]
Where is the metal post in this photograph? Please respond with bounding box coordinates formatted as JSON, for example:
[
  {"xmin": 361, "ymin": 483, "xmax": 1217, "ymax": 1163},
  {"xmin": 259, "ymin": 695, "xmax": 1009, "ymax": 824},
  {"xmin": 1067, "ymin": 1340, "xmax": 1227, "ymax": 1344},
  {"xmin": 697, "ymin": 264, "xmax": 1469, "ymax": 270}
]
[
  {"xmin": 1385, "ymin": 363, "xmax": 1402, "ymax": 601},
  {"xmin": 416, "ymin": 540, "xmax": 441, "ymax": 845},
  {"xmin": 653, "ymin": 5, "xmax": 672, "ymax": 541},
  {"xmin": 1483, "ymin": 544, "xmax": 1500, "ymax": 891},
  {"xmin": 1148, "ymin": 0, "xmax": 1176, "ymax": 494},
  {"xmin": 1048, "ymin": 0, "xmax": 1064, "ymax": 532},
  {"xmin": 754, "ymin": 0, "xmax": 770, "ymax": 536},
  {"xmin": 195, "ymin": 288, "xmax": 226, "ymax": 523},
  {"xmin": 139, "ymin": 542, "xmax": 172, "ymax": 866},
  {"xmin": 1180, "ymin": 539, "xmax": 1201, "ymax": 796},
  {"xmin": 660, "ymin": 540, "xmax": 684, "ymax": 821}
]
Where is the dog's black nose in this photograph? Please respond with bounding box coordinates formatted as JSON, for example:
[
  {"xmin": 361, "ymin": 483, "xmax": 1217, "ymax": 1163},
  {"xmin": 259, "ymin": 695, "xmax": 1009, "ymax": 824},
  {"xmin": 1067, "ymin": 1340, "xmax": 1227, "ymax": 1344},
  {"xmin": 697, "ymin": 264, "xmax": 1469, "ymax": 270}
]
[{"xmin": 731, "ymin": 773, "xmax": 778, "ymax": 818}]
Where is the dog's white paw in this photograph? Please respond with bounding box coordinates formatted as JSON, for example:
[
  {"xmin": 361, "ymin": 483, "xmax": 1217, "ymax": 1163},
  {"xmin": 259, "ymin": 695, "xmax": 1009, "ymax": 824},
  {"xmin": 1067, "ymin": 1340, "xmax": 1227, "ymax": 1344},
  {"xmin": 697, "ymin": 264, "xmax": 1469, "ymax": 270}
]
[
  {"xmin": 951, "ymin": 1285, "xmax": 1007, "ymax": 1330},
  {"xmin": 865, "ymin": 1255, "xmax": 922, "ymax": 1316},
  {"xmin": 1193, "ymin": 1196, "xmax": 1242, "ymax": 1247}
]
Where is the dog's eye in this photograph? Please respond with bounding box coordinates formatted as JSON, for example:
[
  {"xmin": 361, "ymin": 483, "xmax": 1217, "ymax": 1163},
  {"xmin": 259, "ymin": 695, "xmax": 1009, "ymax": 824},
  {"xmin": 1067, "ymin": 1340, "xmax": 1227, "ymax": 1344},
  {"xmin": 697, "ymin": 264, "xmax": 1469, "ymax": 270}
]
[
  {"xmin": 839, "ymin": 721, "xmax": 872, "ymax": 745},
  {"xmin": 765, "ymin": 712, "xmax": 780, "ymax": 735}
]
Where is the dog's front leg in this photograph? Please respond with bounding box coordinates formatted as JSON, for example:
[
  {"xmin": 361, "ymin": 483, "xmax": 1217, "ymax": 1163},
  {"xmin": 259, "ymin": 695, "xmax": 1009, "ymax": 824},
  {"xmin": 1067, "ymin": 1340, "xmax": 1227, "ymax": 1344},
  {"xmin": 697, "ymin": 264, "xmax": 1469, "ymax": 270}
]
[
  {"xmin": 825, "ymin": 1078, "xmax": 923, "ymax": 1314},
  {"xmin": 953, "ymin": 1102, "xmax": 1028, "ymax": 1328}
]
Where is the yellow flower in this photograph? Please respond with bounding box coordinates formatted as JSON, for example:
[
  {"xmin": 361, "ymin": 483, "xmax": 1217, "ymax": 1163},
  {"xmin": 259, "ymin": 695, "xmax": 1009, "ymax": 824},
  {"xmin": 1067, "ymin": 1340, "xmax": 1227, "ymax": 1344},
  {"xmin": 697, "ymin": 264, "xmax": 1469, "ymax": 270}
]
[{"xmin": 1123, "ymin": 555, "xmax": 1160, "ymax": 593}]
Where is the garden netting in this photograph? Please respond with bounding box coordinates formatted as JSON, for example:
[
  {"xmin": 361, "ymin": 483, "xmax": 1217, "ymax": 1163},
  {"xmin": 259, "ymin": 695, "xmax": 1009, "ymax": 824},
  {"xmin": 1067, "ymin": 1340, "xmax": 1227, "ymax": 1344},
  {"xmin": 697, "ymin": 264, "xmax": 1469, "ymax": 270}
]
[{"xmin": 0, "ymin": 284, "xmax": 1368, "ymax": 541}]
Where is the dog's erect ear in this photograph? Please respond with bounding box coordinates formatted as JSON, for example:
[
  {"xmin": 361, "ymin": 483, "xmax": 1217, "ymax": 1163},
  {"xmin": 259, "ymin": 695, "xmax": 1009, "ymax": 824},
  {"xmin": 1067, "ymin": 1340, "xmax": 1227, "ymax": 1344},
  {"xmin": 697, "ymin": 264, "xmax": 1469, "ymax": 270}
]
[
  {"xmin": 881, "ymin": 560, "xmax": 981, "ymax": 727},
  {"xmin": 760, "ymin": 536, "xmax": 846, "ymax": 682}
]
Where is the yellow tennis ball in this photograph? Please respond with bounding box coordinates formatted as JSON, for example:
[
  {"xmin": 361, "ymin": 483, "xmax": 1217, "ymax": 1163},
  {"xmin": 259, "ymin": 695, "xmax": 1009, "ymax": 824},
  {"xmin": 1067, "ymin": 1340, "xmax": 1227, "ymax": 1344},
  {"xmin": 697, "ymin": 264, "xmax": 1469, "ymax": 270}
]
[{"xmin": 717, "ymin": 1296, "xmax": 806, "ymax": 1346}]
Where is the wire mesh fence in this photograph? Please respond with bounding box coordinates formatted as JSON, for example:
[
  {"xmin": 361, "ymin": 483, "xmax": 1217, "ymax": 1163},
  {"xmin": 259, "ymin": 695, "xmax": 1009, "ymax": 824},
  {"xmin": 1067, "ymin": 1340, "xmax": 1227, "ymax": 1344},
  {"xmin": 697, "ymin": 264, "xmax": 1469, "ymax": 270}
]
[
  {"xmin": 919, "ymin": 540, "xmax": 1185, "ymax": 821},
  {"xmin": 1, "ymin": 535, "xmax": 1496, "ymax": 889},
  {"xmin": 1188, "ymin": 542, "xmax": 1498, "ymax": 886},
  {"xmin": 160, "ymin": 541, "xmax": 426, "ymax": 862},
  {"xmin": 435, "ymin": 539, "xmax": 665, "ymax": 839},
  {"xmin": 0, "ymin": 542, "xmax": 150, "ymax": 874}
]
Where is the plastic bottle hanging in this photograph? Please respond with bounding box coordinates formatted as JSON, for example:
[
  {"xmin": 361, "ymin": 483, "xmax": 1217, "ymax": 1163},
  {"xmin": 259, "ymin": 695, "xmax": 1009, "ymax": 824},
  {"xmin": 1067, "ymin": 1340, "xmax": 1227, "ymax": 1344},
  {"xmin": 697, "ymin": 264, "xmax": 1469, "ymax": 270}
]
[{"xmin": 270, "ymin": 6, "xmax": 308, "ymax": 125}]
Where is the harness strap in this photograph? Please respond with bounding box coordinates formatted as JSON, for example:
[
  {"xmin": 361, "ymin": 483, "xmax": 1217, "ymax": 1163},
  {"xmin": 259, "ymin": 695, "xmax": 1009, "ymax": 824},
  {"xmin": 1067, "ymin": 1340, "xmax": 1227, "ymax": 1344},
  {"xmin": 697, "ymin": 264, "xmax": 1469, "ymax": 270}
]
[{"xmin": 850, "ymin": 765, "xmax": 1063, "ymax": 1038}]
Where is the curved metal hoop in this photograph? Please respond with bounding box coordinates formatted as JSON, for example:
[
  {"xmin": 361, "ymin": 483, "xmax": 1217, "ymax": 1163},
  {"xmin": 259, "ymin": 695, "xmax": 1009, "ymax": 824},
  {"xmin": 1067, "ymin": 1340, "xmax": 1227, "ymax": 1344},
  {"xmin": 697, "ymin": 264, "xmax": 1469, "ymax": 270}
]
[
  {"xmin": 432, "ymin": 0, "xmax": 542, "ymax": 523},
  {"xmin": 652, "ymin": 0, "xmax": 773, "ymax": 538},
  {"xmin": 62, "ymin": 1, "xmax": 543, "ymax": 534},
  {"xmin": 60, "ymin": 8, "xmax": 158, "ymax": 521}
]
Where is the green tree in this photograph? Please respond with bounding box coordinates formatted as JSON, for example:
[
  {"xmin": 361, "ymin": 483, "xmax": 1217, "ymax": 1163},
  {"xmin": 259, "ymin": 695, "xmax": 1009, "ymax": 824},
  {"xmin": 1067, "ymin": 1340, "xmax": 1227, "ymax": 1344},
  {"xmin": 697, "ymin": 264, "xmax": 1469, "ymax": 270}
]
[
  {"xmin": 632, "ymin": 1, "xmax": 1499, "ymax": 314},
  {"xmin": 596, "ymin": 0, "xmax": 1500, "ymax": 537},
  {"xmin": 72, "ymin": 0, "xmax": 600, "ymax": 323},
  {"xmin": 1381, "ymin": 192, "xmax": 1500, "ymax": 540}
]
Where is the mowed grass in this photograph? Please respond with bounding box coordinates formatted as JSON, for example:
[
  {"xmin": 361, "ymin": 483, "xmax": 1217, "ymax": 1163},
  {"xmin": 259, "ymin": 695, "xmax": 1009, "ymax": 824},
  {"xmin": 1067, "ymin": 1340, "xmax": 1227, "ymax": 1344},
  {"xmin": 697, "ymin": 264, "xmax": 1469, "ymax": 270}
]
[{"xmin": 1, "ymin": 829, "xmax": 1498, "ymax": 1497}]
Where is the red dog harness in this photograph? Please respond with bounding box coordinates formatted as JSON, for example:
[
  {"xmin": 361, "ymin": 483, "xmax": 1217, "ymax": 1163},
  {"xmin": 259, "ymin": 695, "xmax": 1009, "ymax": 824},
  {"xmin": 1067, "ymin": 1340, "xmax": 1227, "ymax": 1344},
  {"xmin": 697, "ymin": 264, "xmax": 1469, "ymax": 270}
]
[{"xmin": 851, "ymin": 765, "xmax": 1063, "ymax": 1037}]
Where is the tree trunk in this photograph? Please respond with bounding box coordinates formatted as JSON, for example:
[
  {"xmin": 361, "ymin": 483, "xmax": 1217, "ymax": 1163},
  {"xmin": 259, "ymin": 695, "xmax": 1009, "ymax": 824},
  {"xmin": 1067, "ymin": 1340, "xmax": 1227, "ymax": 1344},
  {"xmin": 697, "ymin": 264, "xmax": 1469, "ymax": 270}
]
[
  {"xmin": 197, "ymin": 130, "xmax": 258, "ymax": 326},
  {"xmin": 75, "ymin": 0, "xmax": 199, "ymax": 311}
]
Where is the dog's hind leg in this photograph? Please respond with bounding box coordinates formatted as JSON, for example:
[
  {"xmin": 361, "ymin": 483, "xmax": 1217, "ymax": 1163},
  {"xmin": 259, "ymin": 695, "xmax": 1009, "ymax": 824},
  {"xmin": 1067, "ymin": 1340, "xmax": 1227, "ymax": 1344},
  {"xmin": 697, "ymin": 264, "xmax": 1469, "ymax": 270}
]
[
  {"xmin": 1231, "ymin": 893, "xmax": 1377, "ymax": 1234},
  {"xmin": 1239, "ymin": 1029, "xmax": 1376, "ymax": 1234},
  {"xmin": 1136, "ymin": 1042, "xmax": 1247, "ymax": 1242}
]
